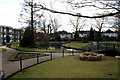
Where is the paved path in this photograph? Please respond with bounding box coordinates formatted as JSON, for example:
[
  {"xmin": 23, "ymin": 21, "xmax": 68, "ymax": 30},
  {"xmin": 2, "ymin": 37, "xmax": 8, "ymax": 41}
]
[{"xmin": 0, "ymin": 46, "xmax": 79, "ymax": 78}]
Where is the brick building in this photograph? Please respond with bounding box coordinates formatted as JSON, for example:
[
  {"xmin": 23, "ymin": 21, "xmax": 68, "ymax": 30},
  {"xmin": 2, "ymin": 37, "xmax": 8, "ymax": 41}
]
[
  {"xmin": 13, "ymin": 29, "xmax": 23, "ymax": 42},
  {"xmin": 0, "ymin": 25, "xmax": 23, "ymax": 44},
  {"xmin": 0, "ymin": 25, "xmax": 13, "ymax": 44}
]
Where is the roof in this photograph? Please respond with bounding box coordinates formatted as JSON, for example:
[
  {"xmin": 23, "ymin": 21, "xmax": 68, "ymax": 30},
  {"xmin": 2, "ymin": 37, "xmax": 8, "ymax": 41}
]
[
  {"xmin": 105, "ymin": 29, "xmax": 114, "ymax": 33},
  {"xmin": 0, "ymin": 25, "xmax": 13, "ymax": 28}
]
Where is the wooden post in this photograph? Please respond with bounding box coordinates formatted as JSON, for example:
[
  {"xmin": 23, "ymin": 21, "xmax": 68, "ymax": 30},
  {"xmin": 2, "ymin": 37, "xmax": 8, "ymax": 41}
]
[
  {"xmin": 37, "ymin": 54, "xmax": 39, "ymax": 64},
  {"xmin": 46, "ymin": 48, "xmax": 47, "ymax": 52},
  {"xmin": 51, "ymin": 52, "xmax": 52, "ymax": 60},
  {"xmin": 97, "ymin": 43, "xmax": 99, "ymax": 52},
  {"xmin": 106, "ymin": 43, "xmax": 108, "ymax": 51},
  {"xmin": 19, "ymin": 55, "xmax": 22, "ymax": 71},
  {"xmin": 113, "ymin": 45, "xmax": 115, "ymax": 51},
  {"xmin": 72, "ymin": 50, "xmax": 74, "ymax": 56},
  {"xmin": 62, "ymin": 49, "xmax": 64, "ymax": 57}
]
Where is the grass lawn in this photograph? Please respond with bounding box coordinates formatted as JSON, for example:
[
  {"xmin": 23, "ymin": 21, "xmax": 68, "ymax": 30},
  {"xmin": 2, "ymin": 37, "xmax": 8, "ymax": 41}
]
[
  {"xmin": 9, "ymin": 55, "xmax": 119, "ymax": 78},
  {"xmin": 100, "ymin": 41, "xmax": 120, "ymax": 45},
  {"xmin": 9, "ymin": 53, "xmax": 49, "ymax": 61},
  {"xmin": 0, "ymin": 48, "xmax": 6, "ymax": 52},
  {"xmin": 10, "ymin": 43, "xmax": 79, "ymax": 53},
  {"xmin": 63, "ymin": 42, "xmax": 88, "ymax": 49}
]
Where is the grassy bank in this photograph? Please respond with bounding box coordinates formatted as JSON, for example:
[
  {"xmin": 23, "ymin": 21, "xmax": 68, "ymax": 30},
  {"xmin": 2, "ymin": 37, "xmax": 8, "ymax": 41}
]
[
  {"xmin": 9, "ymin": 55, "xmax": 119, "ymax": 78},
  {"xmin": 63, "ymin": 42, "xmax": 88, "ymax": 49},
  {"xmin": 99, "ymin": 41, "xmax": 120, "ymax": 44},
  {"xmin": 9, "ymin": 53, "xmax": 49, "ymax": 61},
  {"xmin": 10, "ymin": 43, "xmax": 79, "ymax": 53}
]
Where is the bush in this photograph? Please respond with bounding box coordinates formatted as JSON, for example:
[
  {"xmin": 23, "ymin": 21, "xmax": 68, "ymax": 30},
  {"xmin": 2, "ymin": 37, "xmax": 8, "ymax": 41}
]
[
  {"xmin": 20, "ymin": 27, "xmax": 36, "ymax": 47},
  {"xmin": 80, "ymin": 52, "xmax": 102, "ymax": 61}
]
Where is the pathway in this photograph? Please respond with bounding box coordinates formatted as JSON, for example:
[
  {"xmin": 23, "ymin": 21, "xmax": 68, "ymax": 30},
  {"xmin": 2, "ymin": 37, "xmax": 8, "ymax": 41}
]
[{"xmin": 0, "ymin": 46, "xmax": 79, "ymax": 78}]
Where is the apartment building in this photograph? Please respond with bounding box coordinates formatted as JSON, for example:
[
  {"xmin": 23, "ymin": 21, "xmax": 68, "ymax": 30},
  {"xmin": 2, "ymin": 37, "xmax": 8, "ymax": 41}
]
[
  {"xmin": 0, "ymin": 25, "xmax": 13, "ymax": 44},
  {"xmin": 13, "ymin": 29, "xmax": 23, "ymax": 42},
  {"xmin": 0, "ymin": 25, "xmax": 23, "ymax": 44}
]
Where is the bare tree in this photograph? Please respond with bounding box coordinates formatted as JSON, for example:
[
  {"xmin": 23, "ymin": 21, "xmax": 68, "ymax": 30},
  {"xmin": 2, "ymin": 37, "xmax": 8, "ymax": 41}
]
[
  {"xmin": 112, "ymin": 1, "xmax": 120, "ymax": 42},
  {"xmin": 35, "ymin": 1, "xmax": 120, "ymax": 18},
  {"xmin": 19, "ymin": 0, "xmax": 36, "ymax": 47},
  {"xmin": 70, "ymin": 17, "xmax": 86, "ymax": 32},
  {"xmin": 95, "ymin": 18, "xmax": 105, "ymax": 33},
  {"xmin": 70, "ymin": 17, "xmax": 86, "ymax": 40},
  {"xmin": 94, "ymin": 17, "xmax": 106, "ymax": 42},
  {"xmin": 49, "ymin": 15, "xmax": 61, "ymax": 33}
]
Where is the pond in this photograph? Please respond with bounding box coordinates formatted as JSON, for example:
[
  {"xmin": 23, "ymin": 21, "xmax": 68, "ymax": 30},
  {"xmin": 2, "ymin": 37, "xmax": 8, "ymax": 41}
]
[
  {"xmin": 97, "ymin": 50, "xmax": 120, "ymax": 58},
  {"xmin": 35, "ymin": 42, "xmax": 78, "ymax": 51},
  {"xmin": 48, "ymin": 43, "xmax": 86, "ymax": 52}
]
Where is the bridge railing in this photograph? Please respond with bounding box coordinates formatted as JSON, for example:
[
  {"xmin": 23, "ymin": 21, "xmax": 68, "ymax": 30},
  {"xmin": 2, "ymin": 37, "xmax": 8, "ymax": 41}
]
[{"xmin": 81, "ymin": 42, "xmax": 120, "ymax": 52}]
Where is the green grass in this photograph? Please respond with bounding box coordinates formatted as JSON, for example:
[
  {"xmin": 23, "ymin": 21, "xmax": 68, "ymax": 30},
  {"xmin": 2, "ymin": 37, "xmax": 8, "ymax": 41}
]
[
  {"xmin": 63, "ymin": 42, "xmax": 88, "ymax": 49},
  {"xmin": 10, "ymin": 43, "xmax": 79, "ymax": 53},
  {"xmin": 100, "ymin": 41, "xmax": 120, "ymax": 45},
  {"xmin": 9, "ymin": 53, "xmax": 49, "ymax": 61},
  {"xmin": 0, "ymin": 48, "xmax": 6, "ymax": 52},
  {"xmin": 9, "ymin": 55, "xmax": 119, "ymax": 78}
]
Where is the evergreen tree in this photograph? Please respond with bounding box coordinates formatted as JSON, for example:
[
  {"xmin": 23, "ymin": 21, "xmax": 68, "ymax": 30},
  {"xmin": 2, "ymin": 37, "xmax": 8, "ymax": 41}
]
[
  {"xmin": 20, "ymin": 27, "xmax": 36, "ymax": 47},
  {"xmin": 6, "ymin": 35, "xmax": 10, "ymax": 43},
  {"xmin": 74, "ymin": 31, "xmax": 79, "ymax": 41},
  {"xmin": 89, "ymin": 27, "xmax": 95, "ymax": 41}
]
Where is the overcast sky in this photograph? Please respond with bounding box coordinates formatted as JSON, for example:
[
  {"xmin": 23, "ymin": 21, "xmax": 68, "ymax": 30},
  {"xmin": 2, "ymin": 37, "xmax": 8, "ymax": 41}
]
[
  {"xmin": 0, "ymin": 0, "xmax": 23, "ymax": 29},
  {"xmin": 0, "ymin": 0, "xmax": 116, "ymax": 32}
]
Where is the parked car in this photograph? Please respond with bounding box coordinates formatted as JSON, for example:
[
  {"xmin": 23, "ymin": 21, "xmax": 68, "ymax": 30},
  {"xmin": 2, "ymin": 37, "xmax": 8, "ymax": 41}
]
[{"xmin": 0, "ymin": 70, "xmax": 5, "ymax": 80}]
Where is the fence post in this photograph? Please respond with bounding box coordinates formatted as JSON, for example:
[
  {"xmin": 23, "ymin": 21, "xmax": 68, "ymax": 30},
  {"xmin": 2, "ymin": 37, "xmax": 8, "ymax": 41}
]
[
  {"xmin": 106, "ymin": 43, "xmax": 108, "ymax": 51},
  {"xmin": 97, "ymin": 43, "xmax": 99, "ymax": 52},
  {"xmin": 46, "ymin": 48, "xmax": 47, "ymax": 52},
  {"xmin": 113, "ymin": 45, "xmax": 115, "ymax": 51},
  {"xmin": 62, "ymin": 49, "xmax": 64, "ymax": 57},
  {"xmin": 37, "ymin": 54, "xmax": 39, "ymax": 64},
  {"xmin": 51, "ymin": 52, "xmax": 52, "ymax": 60},
  {"xmin": 19, "ymin": 55, "xmax": 22, "ymax": 71},
  {"xmin": 72, "ymin": 50, "xmax": 74, "ymax": 56},
  {"xmin": 79, "ymin": 49, "xmax": 80, "ymax": 53}
]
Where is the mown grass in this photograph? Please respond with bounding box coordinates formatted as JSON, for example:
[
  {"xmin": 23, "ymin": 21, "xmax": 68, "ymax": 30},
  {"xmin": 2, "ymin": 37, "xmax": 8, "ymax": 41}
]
[
  {"xmin": 9, "ymin": 53, "xmax": 49, "ymax": 61},
  {"xmin": 9, "ymin": 55, "xmax": 119, "ymax": 78},
  {"xmin": 10, "ymin": 43, "xmax": 79, "ymax": 53},
  {"xmin": 63, "ymin": 41, "xmax": 88, "ymax": 49},
  {"xmin": 99, "ymin": 41, "xmax": 120, "ymax": 44},
  {"xmin": 99, "ymin": 41, "xmax": 120, "ymax": 47}
]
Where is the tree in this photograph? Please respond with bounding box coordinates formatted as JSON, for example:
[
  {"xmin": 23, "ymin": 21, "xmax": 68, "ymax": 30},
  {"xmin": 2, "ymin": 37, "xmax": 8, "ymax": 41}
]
[
  {"xmin": 6, "ymin": 35, "xmax": 10, "ymax": 43},
  {"xmin": 70, "ymin": 17, "xmax": 86, "ymax": 41},
  {"xmin": 54, "ymin": 32, "xmax": 61, "ymax": 41},
  {"xmin": 36, "ymin": 32, "xmax": 49, "ymax": 48},
  {"xmin": 19, "ymin": 0, "xmax": 41, "ymax": 47},
  {"xmin": 112, "ymin": 1, "xmax": 120, "ymax": 41},
  {"xmin": 92, "ymin": 17, "xmax": 106, "ymax": 41},
  {"xmin": 49, "ymin": 15, "xmax": 61, "ymax": 33},
  {"xmin": 89, "ymin": 27, "xmax": 95, "ymax": 41},
  {"xmin": 20, "ymin": 27, "xmax": 36, "ymax": 47},
  {"xmin": 36, "ymin": 1, "xmax": 120, "ymax": 18}
]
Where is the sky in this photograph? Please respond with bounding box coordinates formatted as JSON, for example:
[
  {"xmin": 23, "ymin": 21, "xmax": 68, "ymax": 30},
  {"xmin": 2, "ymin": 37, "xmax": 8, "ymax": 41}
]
[
  {"xmin": 0, "ymin": 0, "xmax": 117, "ymax": 32},
  {"xmin": 0, "ymin": 0, "xmax": 22, "ymax": 29}
]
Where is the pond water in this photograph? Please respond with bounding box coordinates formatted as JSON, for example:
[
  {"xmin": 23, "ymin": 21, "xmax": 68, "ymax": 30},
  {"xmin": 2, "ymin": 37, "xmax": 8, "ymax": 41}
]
[
  {"xmin": 48, "ymin": 43, "xmax": 77, "ymax": 51},
  {"xmin": 97, "ymin": 50, "xmax": 120, "ymax": 58}
]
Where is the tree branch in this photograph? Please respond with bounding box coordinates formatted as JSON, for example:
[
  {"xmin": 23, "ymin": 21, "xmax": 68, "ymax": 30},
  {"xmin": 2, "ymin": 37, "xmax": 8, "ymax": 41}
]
[{"xmin": 37, "ymin": 6, "xmax": 120, "ymax": 18}]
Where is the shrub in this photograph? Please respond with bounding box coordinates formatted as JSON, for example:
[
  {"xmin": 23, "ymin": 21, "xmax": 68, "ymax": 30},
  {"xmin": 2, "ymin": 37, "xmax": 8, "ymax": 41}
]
[{"xmin": 80, "ymin": 52, "xmax": 102, "ymax": 61}]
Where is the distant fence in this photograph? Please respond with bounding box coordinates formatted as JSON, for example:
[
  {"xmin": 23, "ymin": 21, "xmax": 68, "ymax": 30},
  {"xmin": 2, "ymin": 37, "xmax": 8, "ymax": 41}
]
[{"xmin": 82, "ymin": 42, "xmax": 120, "ymax": 52}]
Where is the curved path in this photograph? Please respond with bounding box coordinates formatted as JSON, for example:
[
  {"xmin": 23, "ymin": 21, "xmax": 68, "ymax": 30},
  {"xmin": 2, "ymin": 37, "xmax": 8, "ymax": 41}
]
[{"xmin": 0, "ymin": 46, "xmax": 79, "ymax": 78}]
